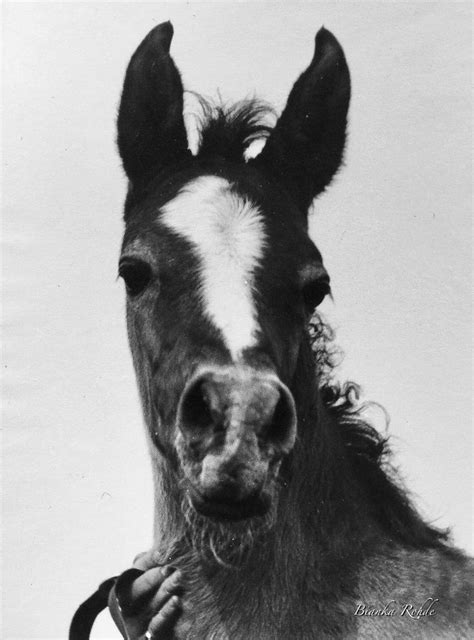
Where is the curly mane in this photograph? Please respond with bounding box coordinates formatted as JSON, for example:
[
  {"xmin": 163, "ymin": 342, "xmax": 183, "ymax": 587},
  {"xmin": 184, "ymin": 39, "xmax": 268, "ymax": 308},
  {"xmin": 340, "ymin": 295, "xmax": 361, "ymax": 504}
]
[{"xmin": 309, "ymin": 313, "xmax": 450, "ymax": 549}]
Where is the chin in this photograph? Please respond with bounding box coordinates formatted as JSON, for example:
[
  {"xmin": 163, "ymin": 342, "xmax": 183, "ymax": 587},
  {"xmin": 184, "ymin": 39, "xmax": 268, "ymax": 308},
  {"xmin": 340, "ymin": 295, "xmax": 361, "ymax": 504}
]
[
  {"xmin": 181, "ymin": 485, "xmax": 278, "ymax": 565},
  {"xmin": 189, "ymin": 488, "xmax": 272, "ymax": 522}
]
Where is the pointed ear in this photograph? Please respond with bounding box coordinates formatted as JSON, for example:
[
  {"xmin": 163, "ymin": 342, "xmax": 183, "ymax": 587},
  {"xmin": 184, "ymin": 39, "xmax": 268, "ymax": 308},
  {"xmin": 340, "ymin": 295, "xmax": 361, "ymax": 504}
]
[
  {"xmin": 253, "ymin": 28, "xmax": 351, "ymax": 212},
  {"xmin": 117, "ymin": 22, "xmax": 190, "ymax": 184}
]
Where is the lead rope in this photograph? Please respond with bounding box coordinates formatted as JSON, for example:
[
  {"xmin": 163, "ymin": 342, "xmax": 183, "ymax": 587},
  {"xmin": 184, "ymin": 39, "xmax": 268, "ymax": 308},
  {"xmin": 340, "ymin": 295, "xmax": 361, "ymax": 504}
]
[
  {"xmin": 69, "ymin": 565, "xmax": 155, "ymax": 639},
  {"xmin": 69, "ymin": 576, "xmax": 118, "ymax": 640}
]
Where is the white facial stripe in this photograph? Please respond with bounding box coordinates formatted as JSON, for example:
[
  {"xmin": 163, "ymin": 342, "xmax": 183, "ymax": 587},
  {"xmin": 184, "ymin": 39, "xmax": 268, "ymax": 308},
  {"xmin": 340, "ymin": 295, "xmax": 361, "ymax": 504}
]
[{"xmin": 160, "ymin": 176, "xmax": 265, "ymax": 359}]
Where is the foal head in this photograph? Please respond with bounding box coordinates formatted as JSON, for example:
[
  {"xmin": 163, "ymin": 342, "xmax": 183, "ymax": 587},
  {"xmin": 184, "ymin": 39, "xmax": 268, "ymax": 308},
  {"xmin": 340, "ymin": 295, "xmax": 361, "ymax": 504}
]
[{"xmin": 117, "ymin": 23, "xmax": 350, "ymax": 538}]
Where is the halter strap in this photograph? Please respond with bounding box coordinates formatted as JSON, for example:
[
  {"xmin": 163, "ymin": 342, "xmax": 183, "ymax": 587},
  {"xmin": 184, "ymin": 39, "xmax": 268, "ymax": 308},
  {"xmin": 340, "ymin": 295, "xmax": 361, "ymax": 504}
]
[{"xmin": 69, "ymin": 576, "xmax": 117, "ymax": 640}]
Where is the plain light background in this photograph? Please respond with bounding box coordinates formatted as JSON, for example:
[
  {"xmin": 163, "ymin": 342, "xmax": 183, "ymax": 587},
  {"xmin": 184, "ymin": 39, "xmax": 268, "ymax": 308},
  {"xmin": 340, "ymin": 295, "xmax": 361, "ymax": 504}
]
[{"xmin": 2, "ymin": 2, "xmax": 472, "ymax": 638}]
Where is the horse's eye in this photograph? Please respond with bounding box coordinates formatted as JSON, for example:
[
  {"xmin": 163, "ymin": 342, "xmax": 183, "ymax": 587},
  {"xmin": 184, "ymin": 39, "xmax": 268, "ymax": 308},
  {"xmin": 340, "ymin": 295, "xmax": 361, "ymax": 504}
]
[
  {"xmin": 302, "ymin": 279, "xmax": 331, "ymax": 312},
  {"xmin": 118, "ymin": 258, "xmax": 152, "ymax": 296}
]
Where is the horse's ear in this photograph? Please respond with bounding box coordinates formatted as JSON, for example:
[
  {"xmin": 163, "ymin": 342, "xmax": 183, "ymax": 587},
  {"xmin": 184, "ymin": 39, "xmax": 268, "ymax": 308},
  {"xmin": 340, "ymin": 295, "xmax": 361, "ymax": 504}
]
[
  {"xmin": 117, "ymin": 22, "xmax": 190, "ymax": 184},
  {"xmin": 253, "ymin": 28, "xmax": 350, "ymax": 212}
]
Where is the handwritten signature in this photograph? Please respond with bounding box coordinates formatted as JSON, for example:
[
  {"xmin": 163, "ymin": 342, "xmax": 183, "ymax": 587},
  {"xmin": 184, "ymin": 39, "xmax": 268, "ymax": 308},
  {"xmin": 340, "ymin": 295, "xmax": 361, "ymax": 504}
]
[{"xmin": 354, "ymin": 598, "xmax": 438, "ymax": 619}]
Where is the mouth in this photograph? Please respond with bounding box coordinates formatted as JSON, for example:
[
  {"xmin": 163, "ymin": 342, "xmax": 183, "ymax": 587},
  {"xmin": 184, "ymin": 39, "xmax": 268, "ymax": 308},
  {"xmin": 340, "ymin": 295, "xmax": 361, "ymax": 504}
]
[{"xmin": 187, "ymin": 486, "xmax": 271, "ymax": 521}]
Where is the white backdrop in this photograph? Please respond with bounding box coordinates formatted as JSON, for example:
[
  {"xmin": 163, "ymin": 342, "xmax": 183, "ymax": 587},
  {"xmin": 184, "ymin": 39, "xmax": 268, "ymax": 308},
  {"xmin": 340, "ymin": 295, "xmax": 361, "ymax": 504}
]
[{"xmin": 3, "ymin": 2, "xmax": 472, "ymax": 639}]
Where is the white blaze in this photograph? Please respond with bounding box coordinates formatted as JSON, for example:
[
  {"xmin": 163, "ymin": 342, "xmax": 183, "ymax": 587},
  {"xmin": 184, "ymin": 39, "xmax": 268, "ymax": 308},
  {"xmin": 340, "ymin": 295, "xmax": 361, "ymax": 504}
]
[{"xmin": 160, "ymin": 176, "xmax": 265, "ymax": 360}]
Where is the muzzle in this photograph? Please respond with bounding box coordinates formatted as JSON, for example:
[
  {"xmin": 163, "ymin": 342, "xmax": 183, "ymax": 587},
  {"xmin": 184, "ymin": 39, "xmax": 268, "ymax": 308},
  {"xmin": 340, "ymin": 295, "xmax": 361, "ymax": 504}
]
[{"xmin": 175, "ymin": 366, "xmax": 297, "ymax": 519}]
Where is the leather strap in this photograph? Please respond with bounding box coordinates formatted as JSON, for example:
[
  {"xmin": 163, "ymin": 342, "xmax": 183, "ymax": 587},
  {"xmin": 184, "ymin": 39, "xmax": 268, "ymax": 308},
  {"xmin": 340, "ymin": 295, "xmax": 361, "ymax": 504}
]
[
  {"xmin": 109, "ymin": 568, "xmax": 146, "ymax": 639},
  {"xmin": 69, "ymin": 566, "xmax": 147, "ymax": 640},
  {"xmin": 69, "ymin": 576, "xmax": 118, "ymax": 640}
]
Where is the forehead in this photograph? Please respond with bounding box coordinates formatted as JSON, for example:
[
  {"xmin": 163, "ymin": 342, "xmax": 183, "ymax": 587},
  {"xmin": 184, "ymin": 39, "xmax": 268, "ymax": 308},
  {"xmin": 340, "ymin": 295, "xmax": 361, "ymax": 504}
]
[
  {"xmin": 161, "ymin": 175, "xmax": 264, "ymax": 251},
  {"xmin": 123, "ymin": 171, "xmax": 322, "ymax": 359},
  {"xmin": 154, "ymin": 172, "xmax": 320, "ymax": 277},
  {"xmin": 123, "ymin": 168, "xmax": 326, "ymax": 288}
]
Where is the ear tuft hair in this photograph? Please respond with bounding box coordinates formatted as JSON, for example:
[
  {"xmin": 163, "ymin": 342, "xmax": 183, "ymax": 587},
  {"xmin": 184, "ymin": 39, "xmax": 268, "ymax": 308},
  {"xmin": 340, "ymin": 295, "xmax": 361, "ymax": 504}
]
[{"xmin": 194, "ymin": 96, "xmax": 274, "ymax": 163}]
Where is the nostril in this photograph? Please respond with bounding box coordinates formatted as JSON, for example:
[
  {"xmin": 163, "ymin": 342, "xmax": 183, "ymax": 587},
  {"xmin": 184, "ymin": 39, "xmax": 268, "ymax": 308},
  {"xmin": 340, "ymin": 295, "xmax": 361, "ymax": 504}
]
[
  {"xmin": 179, "ymin": 376, "xmax": 224, "ymax": 437},
  {"xmin": 181, "ymin": 380, "xmax": 211, "ymax": 432},
  {"xmin": 263, "ymin": 386, "xmax": 297, "ymax": 451}
]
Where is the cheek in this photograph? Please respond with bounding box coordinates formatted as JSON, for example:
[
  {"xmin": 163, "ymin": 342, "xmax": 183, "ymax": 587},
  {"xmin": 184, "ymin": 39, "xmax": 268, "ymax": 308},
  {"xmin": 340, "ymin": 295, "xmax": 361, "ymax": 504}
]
[
  {"xmin": 278, "ymin": 301, "xmax": 307, "ymax": 381},
  {"xmin": 127, "ymin": 303, "xmax": 234, "ymax": 427},
  {"xmin": 286, "ymin": 331, "xmax": 303, "ymax": 380},
  {"xmin": 256, "ymin": 309, "xmax": 306, "ymax": 384},
  {"xmin": 126, "ymin": 305, "xmax": 184, "ymax": 425}
]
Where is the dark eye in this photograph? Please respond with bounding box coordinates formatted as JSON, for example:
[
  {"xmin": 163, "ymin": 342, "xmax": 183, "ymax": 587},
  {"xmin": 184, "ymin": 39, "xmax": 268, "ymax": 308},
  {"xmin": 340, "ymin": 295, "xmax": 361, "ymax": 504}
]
[
  {"xmin": 118, "ymin": 258, "xmax": 152, "ymax": 297},
  {"xmin": 302, "ymin": 278, "xmax": 331, "ymax": 312}
]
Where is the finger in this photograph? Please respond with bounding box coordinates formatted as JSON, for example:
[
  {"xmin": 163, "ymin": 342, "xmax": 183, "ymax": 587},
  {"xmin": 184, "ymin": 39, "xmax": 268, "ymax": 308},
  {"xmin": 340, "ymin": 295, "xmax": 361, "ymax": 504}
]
[
  {"xmin": 133, "ymin": 549, "xmax": 163, "ymax": 571},
  {"xmin": 130, "ymin": 565, "xmax": 176, "ymax": 602},
  {"xmin": 115, "ymin": 568, "xmax": 145, "ymax": 615},
  {"xmin": 146, "ymin": 595, "xmax": 182, "ymax": 638},
  {"xmin": 149, "ymin": 570, "xmax": 183, "ymax": 612},
  {"xmin": 132, "ymin": 550, "xmax": 148, "ymax": 564}
]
